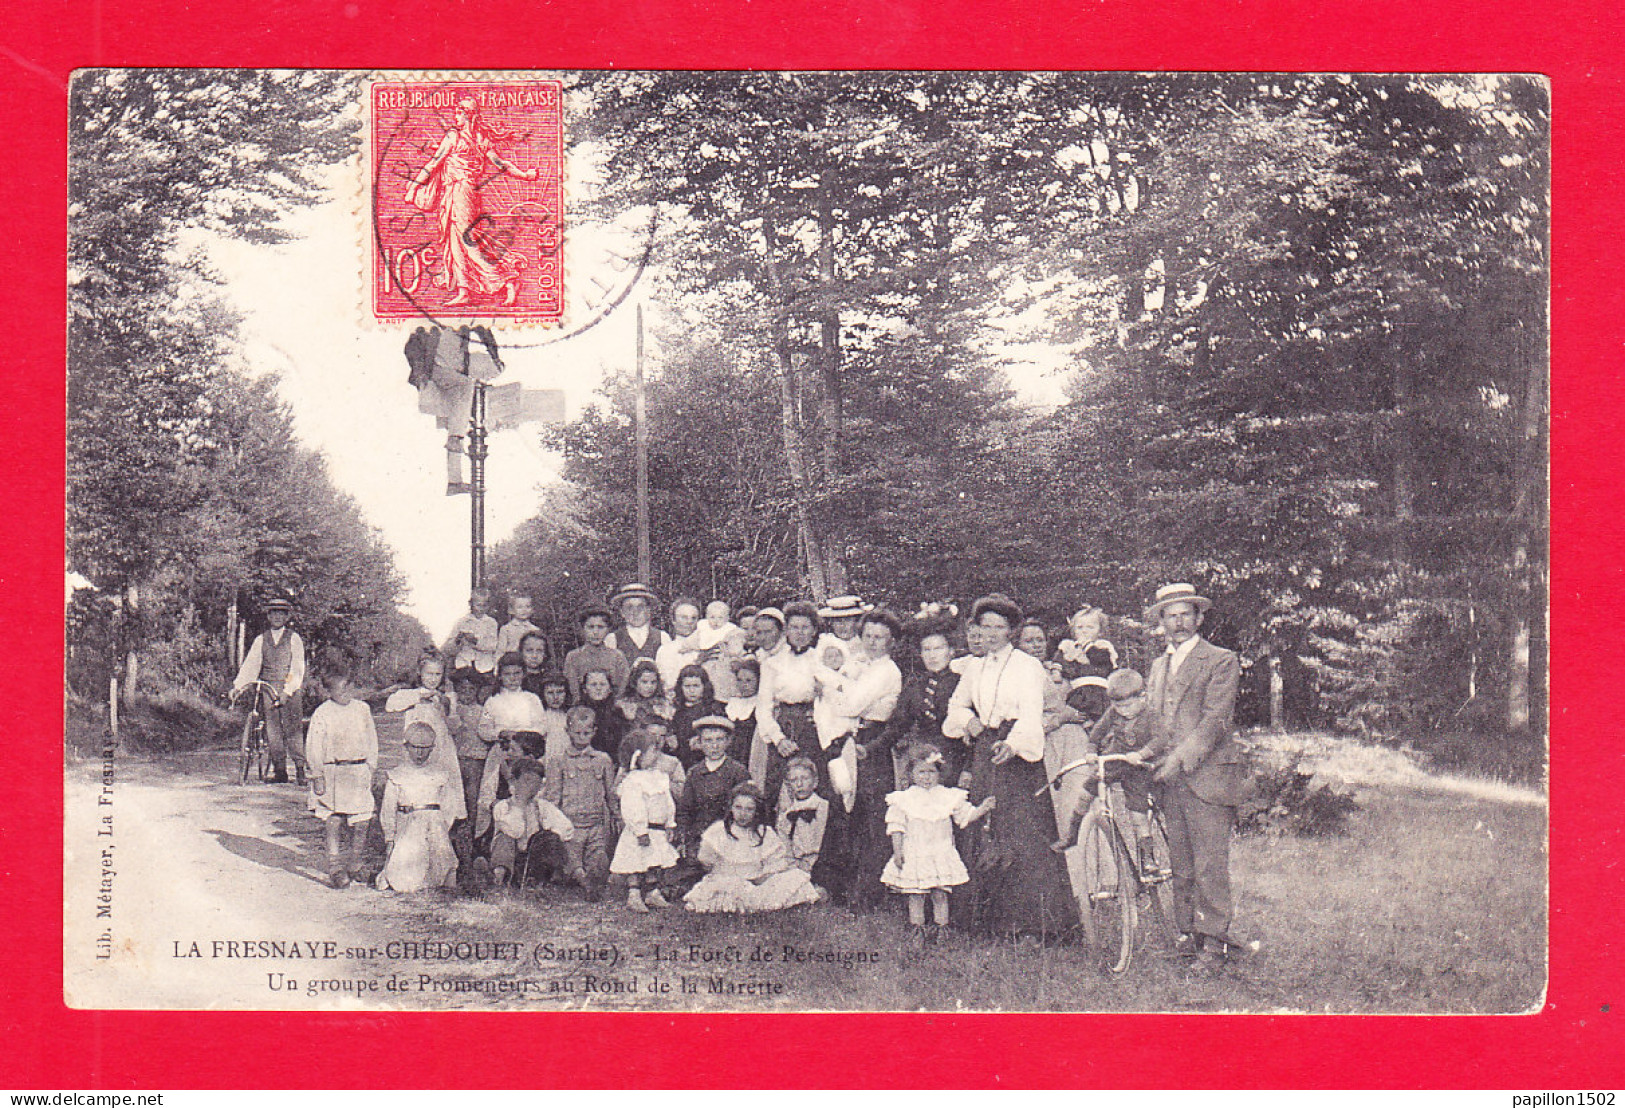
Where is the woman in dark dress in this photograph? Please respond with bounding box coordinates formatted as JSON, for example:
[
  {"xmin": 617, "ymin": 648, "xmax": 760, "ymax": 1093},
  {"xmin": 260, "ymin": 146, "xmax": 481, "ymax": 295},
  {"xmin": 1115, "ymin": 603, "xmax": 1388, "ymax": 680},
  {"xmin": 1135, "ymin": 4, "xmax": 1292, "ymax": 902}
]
[
  {"xmin": 943, "ymin": 595, "xmax": 1079, "ymax": 942},
  {"xmin": 886, "ymin": 624, "xmax": 969, "ymax": 788}
]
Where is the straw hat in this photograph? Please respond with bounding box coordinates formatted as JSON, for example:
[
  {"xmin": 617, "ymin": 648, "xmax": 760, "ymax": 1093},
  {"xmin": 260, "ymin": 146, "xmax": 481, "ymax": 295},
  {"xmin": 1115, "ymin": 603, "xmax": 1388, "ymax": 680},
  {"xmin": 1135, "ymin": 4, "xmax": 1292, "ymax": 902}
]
[
  {"xmin": 609, "ymin": 582, "xmax": 659, "ymax": 608},
  {"xmin": 1145, "ymin": 582, "xmax": 1212, "ymax": 620},
  {"xmin": 817, "ymin": 595, "xmax": 873, "ymax": 620}
]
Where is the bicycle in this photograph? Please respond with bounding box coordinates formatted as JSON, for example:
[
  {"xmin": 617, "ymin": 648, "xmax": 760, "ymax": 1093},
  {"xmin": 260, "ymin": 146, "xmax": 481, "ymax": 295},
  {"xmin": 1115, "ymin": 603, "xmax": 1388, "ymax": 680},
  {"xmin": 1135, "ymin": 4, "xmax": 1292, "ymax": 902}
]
[
  {"xmin": 1043, "ymin": 751, "xmax": 1179, "ymax": 974},
  {"xmin": 230, "ymin": 680, "xmax": 278, "ymax": 785}
]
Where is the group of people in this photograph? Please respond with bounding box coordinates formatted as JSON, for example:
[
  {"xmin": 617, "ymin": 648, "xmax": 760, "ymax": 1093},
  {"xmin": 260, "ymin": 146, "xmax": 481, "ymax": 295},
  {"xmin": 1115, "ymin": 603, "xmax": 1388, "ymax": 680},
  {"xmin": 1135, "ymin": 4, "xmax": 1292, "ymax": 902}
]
[{"xmin": 231, "ymin": 578, "xmax": 1257, "ymax": 970}]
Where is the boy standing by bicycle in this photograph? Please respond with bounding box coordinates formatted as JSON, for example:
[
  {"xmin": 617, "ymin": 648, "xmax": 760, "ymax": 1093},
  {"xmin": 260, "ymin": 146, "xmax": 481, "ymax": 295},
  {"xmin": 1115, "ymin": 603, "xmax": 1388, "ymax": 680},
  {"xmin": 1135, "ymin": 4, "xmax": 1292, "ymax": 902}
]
[{"xmin": 231, "ymin": 594, "xmax": 307, "ymax": 785}]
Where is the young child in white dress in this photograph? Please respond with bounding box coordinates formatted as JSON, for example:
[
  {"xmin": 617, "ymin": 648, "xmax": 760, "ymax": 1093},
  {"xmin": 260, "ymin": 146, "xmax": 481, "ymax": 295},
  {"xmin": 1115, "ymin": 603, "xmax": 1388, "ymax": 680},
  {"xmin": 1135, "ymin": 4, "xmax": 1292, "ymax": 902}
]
[
  {"xmin": 376, "ymin": 722, "xmax": 459, "ymax": 893},
  {"xmin": 881, "ymin": 746, "xmax": 996, "ymax": 945},
  {"xmin": 685, "ymin": 782, "xmax": 821, "ymax": 914},
  {"xmin": 382, "ymin": 653, "xmax": 468, "ymax": 825},
  {"xmin": 610, "ymin": 729, "xmax": 680, "ymax": 912},
  {"xmin": 304, "ymin": 663, "xmax": 380, "ymax": 889}
]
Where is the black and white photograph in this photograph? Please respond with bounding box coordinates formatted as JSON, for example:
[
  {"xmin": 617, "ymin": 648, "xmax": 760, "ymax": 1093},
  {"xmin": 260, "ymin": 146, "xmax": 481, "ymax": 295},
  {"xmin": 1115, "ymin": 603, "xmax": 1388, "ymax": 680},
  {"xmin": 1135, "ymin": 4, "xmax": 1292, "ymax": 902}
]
[{"xmin": 64, "ymin": 69, "xmax": 1549, "ymax": 1013}]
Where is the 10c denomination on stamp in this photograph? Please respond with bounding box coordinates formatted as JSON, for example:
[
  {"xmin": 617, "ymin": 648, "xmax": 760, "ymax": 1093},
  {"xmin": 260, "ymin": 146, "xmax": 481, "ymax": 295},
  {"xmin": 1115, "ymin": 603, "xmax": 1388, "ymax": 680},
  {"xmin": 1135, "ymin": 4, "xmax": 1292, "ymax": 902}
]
[{"xmin": 370, "ymin": 79, "xmax": 564, "ymax": 324}]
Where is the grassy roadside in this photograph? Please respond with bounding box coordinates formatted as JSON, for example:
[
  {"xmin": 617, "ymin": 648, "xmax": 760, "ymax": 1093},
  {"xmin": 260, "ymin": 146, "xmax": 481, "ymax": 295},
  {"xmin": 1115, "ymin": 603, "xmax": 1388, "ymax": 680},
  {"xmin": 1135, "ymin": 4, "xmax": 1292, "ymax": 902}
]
[
  {"xmin": 77, "ymin": 720, "xmax": 1547, "ymax": 1013},
  {"xmin": 356, "ymin": 783, "xmax": 1542, "ymax": 1013},
  {"xmin": 358, "ymin": 731, "xmax": 1546, "ymax": 1013}
]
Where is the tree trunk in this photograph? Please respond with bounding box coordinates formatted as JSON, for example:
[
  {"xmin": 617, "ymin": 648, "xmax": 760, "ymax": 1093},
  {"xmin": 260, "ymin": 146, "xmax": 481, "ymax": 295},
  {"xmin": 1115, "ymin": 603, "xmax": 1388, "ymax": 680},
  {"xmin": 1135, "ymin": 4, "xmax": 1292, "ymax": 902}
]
[
  {"xmin": 1507, "ymin": 322, "xmax": 1546, "ymax": 734},
  {"xmin": 1268, "ymin": 649, "xmax": 1284, "ymax": 731},
  {"xmin": 815, "ymin": 169, "xmax": 847, "ymax": 597},
  {"xmin": 1392, "ymin": 341, "xmax": 1415, "ymax": 567},
  {"xmin": 816, "ymin": 169, "xmax": 843, "ymax": 482},
  {"xmin": 761, "ymin": 207, "xmax": 830, "ymax": 603},
  {"xmin": 120, "ymin": 583, "xmax": 140, "ymax": 705}
]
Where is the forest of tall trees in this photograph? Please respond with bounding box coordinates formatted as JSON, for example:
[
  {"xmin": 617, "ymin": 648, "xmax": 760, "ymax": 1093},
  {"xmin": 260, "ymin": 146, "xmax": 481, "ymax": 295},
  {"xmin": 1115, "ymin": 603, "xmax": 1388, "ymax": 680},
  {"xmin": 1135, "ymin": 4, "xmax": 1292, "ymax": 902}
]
[
  {"xmin": 488, "ymin": 73, "xmax": 1547, "ymax": 761},
  {"xmin": 65, "ymin": 71, "xmax": 1546, "ymax": 770}
]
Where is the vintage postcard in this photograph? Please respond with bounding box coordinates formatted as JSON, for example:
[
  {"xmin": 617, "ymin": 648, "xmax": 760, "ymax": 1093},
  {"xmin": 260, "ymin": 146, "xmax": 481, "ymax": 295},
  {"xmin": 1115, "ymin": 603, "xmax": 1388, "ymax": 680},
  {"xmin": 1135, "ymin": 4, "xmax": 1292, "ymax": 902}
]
[{"xmin": 63, "ymin": 69, "xmax": 1549, "ymax": 1014}]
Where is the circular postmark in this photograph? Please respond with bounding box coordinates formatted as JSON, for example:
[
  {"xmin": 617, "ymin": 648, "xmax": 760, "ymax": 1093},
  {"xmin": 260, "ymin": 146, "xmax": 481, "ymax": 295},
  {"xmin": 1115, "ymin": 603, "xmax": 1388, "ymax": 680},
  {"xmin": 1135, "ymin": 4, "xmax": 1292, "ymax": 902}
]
[{"xmin": 367, "ymin": 73, "xmax": 658, "ymax": 349}]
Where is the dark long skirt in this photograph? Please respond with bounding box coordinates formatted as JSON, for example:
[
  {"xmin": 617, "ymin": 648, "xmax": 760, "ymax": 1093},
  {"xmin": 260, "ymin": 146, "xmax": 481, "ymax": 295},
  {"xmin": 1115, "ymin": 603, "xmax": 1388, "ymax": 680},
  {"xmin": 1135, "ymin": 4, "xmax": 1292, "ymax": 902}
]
[
  {"xmin": 775, "ymin": 703, "xmax": 856, "ymax": 904},
  {"xmin": 760, "ymin": 701, "xmax": 817, "ymax": 821},
  {"xmin": 849, "ymin": 721, "xmax": 896, "ymax": 911},
  {"xmin": 958, "ymin": 725, "xmax": 1079, "ymax": 940}
]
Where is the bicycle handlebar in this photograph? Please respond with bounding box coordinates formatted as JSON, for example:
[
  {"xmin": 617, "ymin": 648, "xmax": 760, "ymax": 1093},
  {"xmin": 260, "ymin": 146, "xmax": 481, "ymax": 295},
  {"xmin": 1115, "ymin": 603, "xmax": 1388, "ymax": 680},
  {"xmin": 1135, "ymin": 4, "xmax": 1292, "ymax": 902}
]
[
  {"xmin": 1035, "ymin": 751, "xmax": 1146, "ymax": 797},
  {"xmin": 230, "ymin": 680, "xmax": 279, "ymax": 704}
]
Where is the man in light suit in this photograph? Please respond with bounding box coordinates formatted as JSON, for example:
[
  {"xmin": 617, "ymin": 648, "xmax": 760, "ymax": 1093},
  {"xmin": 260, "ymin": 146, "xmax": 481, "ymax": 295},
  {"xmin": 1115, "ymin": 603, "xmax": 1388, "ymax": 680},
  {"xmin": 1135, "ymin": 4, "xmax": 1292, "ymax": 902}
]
[{"xmin": 1139, "ymin": 582, "xmax": 1258, "ymax": 970}]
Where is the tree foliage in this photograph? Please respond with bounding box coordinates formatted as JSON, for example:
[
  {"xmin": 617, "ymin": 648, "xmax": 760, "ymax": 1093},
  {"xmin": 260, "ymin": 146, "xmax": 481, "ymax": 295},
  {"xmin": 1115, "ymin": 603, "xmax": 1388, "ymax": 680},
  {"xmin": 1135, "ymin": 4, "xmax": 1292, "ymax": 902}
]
[
  {"xmin": 502, "ymin": 73, "xmax": 1547, "ymax": 754},
  {"xmin": 67, "ymin": 70, "xmax": 425, "ymax": 696}
]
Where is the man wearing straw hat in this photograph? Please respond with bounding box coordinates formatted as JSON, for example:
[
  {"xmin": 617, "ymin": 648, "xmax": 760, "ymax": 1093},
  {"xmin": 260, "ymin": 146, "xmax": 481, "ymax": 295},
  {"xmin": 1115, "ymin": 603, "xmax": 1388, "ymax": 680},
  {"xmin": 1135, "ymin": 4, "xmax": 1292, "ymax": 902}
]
[
  {"xmin": 605, "ymin": 582, "xmax": 669, "ymax": 666},
  {"xmin": 1140, "ymin": 582, "xmax": 1257, "ymax": 970},
  {"xmin": 231, "ymin": 593, "xmax": 307, "ymax": 785}
]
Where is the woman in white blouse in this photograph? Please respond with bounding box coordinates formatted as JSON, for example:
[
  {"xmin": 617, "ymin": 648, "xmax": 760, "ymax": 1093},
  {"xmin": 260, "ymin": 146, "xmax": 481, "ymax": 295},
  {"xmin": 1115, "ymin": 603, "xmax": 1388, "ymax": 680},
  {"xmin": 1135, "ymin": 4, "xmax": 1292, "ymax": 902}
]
[{"xmin": 943, "ymin": 594, "xmax": 1080, "ymax": 941}]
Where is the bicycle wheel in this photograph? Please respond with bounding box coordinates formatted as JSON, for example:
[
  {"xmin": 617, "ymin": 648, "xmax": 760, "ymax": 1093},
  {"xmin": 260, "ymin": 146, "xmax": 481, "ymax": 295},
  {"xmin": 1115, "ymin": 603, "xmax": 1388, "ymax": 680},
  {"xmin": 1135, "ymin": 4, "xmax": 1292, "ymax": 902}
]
[
  {"xmin": 252, "ymin": 722, "xmax": 269, "ymax": 783},
  {"xmin": 1139, "ymin": 803, "xmax": 1180, "ymax": 946},
  {"xmin": 239, "ymin": 712, "xmax": 257, "ymax": 785},
  {"xmin": 1078, "ymin": 810, "xmax": 1137, "ymax": 974}
]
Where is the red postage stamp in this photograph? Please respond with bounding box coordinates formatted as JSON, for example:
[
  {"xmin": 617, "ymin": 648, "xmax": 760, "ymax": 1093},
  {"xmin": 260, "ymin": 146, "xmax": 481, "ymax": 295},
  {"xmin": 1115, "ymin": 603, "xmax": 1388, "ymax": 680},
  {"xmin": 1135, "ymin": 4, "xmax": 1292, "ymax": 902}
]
[{"xmin": 370, "ymin": 78, "xmax": 564, "ymax": 324}]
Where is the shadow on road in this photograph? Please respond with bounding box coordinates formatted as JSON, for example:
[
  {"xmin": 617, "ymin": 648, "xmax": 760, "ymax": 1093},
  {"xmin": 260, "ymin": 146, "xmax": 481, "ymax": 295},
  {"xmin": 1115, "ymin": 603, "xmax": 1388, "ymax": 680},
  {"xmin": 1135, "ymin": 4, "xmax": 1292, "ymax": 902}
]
[{"xmin": 206, "ymin": 827, "xmax": 329, "ymax": 886}]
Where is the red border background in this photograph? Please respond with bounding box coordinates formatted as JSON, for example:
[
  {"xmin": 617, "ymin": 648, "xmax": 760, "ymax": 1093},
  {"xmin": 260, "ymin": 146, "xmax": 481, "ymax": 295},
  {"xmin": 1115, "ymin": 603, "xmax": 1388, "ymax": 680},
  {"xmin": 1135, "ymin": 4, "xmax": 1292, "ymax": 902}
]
[{"xmin": 5, "ymin": 0, "xmax": 1620, "ymax": 1088}]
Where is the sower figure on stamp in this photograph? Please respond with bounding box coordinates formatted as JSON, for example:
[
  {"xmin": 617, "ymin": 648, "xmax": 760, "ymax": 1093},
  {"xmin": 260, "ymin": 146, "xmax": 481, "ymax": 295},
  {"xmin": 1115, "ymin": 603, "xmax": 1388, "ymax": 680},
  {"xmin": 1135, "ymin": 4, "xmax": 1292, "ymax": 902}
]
[
  {"xmin": 1138, "ymin": 583, "xmax": 1260, "ymax": 971},
  {"xmin": 405, "ymin": 95, "xmax": 539, "ymax": 308},
  {"xmin": 231, "ymin": 593, "xmax": 307, "ymax": 785}
]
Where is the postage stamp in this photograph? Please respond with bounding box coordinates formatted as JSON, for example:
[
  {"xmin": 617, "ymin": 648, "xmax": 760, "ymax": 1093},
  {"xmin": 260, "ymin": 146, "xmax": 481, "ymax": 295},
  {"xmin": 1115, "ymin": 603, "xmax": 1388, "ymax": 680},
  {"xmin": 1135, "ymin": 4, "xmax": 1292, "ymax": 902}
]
[{"xmin": 369, "ymin": 78, "xmax": 564, "ymax": 324}]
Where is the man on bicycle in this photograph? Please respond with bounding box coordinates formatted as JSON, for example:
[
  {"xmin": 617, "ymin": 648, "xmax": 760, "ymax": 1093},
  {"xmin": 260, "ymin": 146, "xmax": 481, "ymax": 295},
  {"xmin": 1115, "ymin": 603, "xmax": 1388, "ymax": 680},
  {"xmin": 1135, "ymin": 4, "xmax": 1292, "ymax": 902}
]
[{"xmin": 232, "ymin": 594, "xmax": 308, "ymax": 785}]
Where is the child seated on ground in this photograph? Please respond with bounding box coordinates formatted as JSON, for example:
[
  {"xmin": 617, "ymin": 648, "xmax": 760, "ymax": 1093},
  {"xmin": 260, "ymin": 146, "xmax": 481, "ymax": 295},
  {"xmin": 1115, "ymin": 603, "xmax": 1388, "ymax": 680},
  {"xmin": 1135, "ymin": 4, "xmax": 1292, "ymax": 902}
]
[
  {"xmin": 881, "ymin": 745, "xmax": 996, "ymax": 946},
  {"xmin": 685, "ymin": 781, "xmax": 822, "ymax": 914},
  {"xmin": 376, "ymin": 722, "xmax": 459, "ymax": 893},
  {"xmin": 304, "ymin": 660, "xmax": 379, "ymax": 889},
  {"xmin": 476, "ymin": 729, "xmax": 547, "ymax": 841},
  {"xmin": 542, "ymin": 706, "xmax": 618, "ymax": 901},
  {"xmin": 775, "ymin": 756, "xmax": 830, "ymax": 887},
  {"xmin": 475, "ymin": 653, "xmax": 548, "ymax": 834},
  {"xmin": 1052, "ymin": 668, "xmax": 1157, "ymax": 866},
  {"xmin": 489, "ymin": 758, "xmax": 575, "ymax": 889},
  {"xmin": 610, "ymin": 729, "xmax": 681, "ymax": 913}
]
